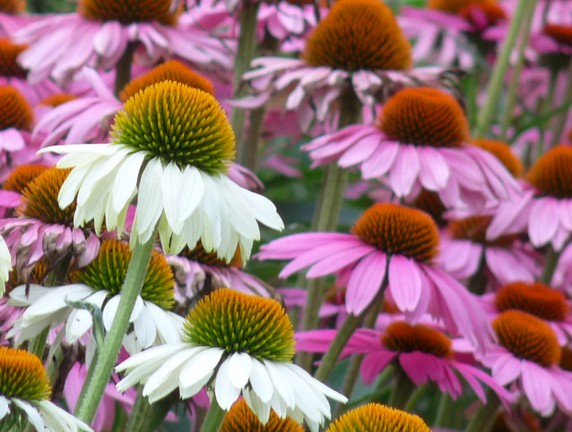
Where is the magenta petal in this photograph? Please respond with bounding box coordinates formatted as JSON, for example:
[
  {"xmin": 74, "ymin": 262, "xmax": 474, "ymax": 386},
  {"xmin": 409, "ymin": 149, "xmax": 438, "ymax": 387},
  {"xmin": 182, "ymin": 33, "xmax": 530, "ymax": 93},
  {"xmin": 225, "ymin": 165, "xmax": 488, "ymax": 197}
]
[
  {"xmin": 529, "ymin": 199, "xmax": 559, "ymax": 247},
  {"xmin": 361, "ymin": 351, "xmax": 396, "ymax": 384},
  {"xmin": 345, "ymin": 251, "xmax": 387, "ymax": 315},
  {"xmin": 388, "ymin": 256, "xmax": 423, "ymax": 312},
  {"xmin": 491, "ymin": 353, "xmax": 521, "ymax": 386},
  {"xmin": 521, "ymin": 362, "xmax": 554, "ymax": 415}
]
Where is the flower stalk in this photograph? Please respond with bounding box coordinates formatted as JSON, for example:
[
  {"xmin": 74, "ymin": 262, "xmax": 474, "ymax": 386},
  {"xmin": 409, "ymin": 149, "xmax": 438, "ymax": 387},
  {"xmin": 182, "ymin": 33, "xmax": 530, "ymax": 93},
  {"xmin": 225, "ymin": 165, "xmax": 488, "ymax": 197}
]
[
  {"xmin": 474, "ymin": 0, "xmax": 535, "ymax": 138},
  {"xmin": 465, "ymin": 393, "xmax": 500, "ymax": 432},
  {"xmin": 126, "ymin": 388, "xmax": 171, "ymax": 432},
  {"xmin": 388, "ymin": 369, "xmax": 416, "ymax": 409},
  {"xmin": 550, "ymin": 60, "xmax": 572, "ymax": 147},
  {"xmin": 114, "ymin": 42, "xmax": 138, "ymax": 97},
  {"xmin": 75, "ymin": 231, "xmax": 157, "ymax": 423},
  {"xmin": 200, "ymin": 396, "xmax": 226, "ymax": 432}
]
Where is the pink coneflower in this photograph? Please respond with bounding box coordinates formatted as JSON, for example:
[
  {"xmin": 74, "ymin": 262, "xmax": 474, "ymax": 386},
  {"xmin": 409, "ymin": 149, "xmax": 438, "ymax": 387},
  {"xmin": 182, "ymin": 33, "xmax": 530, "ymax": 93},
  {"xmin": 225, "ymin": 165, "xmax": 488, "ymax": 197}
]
[
  {"xmin": 487, "ymin": 145, "xmax": 572, "ymax": 251},
  {"xmin": 15, "ymin": 0, "xmax": 233, "ymax": 85},
  {"xmin": 34, "ymin": 61, "xmax": 215, "ymax": 148},
  {"xmin": 257, "ymin": 203, "xmax": 494, "ymax": 350},
  {"xmin": 296, "ymin": 320, "xmax": 513, "ymax": 406},
  {"xmin": 257, "ymin": 1, "xmax": 318, "ymax": 45},
  {"xmin": 167, "ymin": 241, "xmax": 277, "ymax": 309},
  {"xmin": 0, "ymin": 0, "xmax": 36, "ymax": 38},
  {"xmin": 481, "ymin": 281, "xmax": 572, "ymax": 345},
  {"xmin": 480, "ymin": 310, "xmax": 572, "ymax": 416},
  {"xmin": 439, "ymin": 215, "xmax": 540, "ymax": 286},
  {"xmin": 303, "ymin": 87, "xmax": 520, "ymax": 209},
  {"xmin": 0, "ymin": 167, "xmax": 101, "ymax": 277},
  {"xmin": 0, "ymin": 164, "xmax": 49, "ymax": 216},
  {"xmin": 400, "ymin": 0, "xmax": 508, "ymax": 68},
  {"xmin": 235, "ymin": 0, "xmax": 443, "ymax": 129},
  {"xmin": 532, "ymin": 23, "xmax": 572, "ymax": 57}
]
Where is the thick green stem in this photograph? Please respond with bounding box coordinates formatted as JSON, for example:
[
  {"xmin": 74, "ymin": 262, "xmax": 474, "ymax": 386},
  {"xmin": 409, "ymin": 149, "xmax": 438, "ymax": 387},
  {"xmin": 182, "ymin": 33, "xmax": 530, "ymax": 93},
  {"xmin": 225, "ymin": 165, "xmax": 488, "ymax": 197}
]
[
  {"xmin": 499, "ymin": 0, "xmax": 537, "ymax": 140},
  {"xmin": 388, "ymin": 369, "xmax": 416, "ymax": 409},
  {"xmin": 75, "ymin": 234, "xmax": 156, "ymax": 423},
  {"xmin": 242, "ymin": 107, "xmax": 266, "ymax": 170},
  {"xmin": 403, "ymin": 384, "xmax": 429, "ymax": 412},
  {"xmin": 474, "ymin": 0, "xmax": 534, "ymax": 138},
  {"xmin": 126, "ymin": 388, "xmax": 171, "ymax": 432},
  {"xmin": 200, "ymin": 397, "xmax": 226, "ymax": 432},
  {"xmin": 550, "ymin": 61, "xmax": 572, "ymax": 148},
  {"xmin": 433, "ymin": 393, "xmax": 453, "ymax": 427},
  {"xmin": 27, "ymin": 327, "xmax": 49, "ymax": 359},
  {"xmin": 465, "ymin": 394, "xmax": 500, "ymax": 432},
  {"xmin": 231, "ymin": 2, "xmax": 260, "ymax": 154},
  {"xmin": 114, "ymin": 43, "xmax": 137, "ymax": 97},
  {"xmin": 313, "ymin": 291, "xmax": 383, "ymax": 382},
  {"xmin": 541, "ymin": 245, "xmax": 561, "ymax": 285},
  {"xmin": 297, "ymin": 90, "xmax": 362, "ymax": 371}
]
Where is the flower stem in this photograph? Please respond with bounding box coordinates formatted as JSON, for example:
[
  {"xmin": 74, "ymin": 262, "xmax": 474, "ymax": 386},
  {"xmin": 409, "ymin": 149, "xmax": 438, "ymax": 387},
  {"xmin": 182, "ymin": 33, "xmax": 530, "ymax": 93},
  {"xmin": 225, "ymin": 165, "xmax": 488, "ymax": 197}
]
[
  {"xmin": 242, "ymin": 107, "xmax": 266, "ymax": 171},
  {"xmin": 541, "ymin": 245, "xmax": 561, "ymax": 285},
  {"xmin": 403, "ymin": 384, "xmax": 429, "ymax": 412},
  {"xmin": 499, "ymin": 0, "xmax": 537, "ymax": 140},
  {"xmin": 114, "ymin": 42, "xmax": 137, "ymax": 98},
  {"xmin": 231, "ymin": 1, "xmax": 260, "ymax": 154},
  {"xmin": 550, "ymin": 61, "xmax": 572, "ymax": 148},
  {"xmin": 433, "ymin": 393, "xmax": 453, "ymax": 427},
  {"xmin": 27, "ymin": 327, "xmax": 49, "ymax": 359},
  {"xmin": 474, "ymin": 0, "xmax": 535, "ymax": 139},
  {"xmin": 75, "ymin": 233, "xmax": 157, "ymax": 423},
  {"xmin": 465, "ymin": 393, "xmax": 500, "ymax": 432},
  {"xmin": 126, "ymin": 387, "xmax": 171, "ymax": 432},
  {"xmin": 388, "ymin": 369, "xmax": 416, "ymax": 409},
  {"xmin": 313, "ymin": 290, "xmax": 383, "ymax": 382},
  {"xmin": 297, "ymin": 90, "xmax": 362, "ymax": 371},
  {"xmin": 201, "ymin": 397, "xmax": 226, "ymax": 432}
]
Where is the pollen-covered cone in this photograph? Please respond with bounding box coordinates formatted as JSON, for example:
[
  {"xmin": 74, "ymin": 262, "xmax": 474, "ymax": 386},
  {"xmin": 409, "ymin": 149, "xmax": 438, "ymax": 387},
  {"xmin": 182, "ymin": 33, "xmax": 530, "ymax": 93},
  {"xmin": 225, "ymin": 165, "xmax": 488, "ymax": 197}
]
[
  {"xmin": 115, "ymin": 289, "xmax": 347, "ymax": 432},
  {"xmin": 41, "ymin": 81, "xmax": 283, "ymax": 261}
]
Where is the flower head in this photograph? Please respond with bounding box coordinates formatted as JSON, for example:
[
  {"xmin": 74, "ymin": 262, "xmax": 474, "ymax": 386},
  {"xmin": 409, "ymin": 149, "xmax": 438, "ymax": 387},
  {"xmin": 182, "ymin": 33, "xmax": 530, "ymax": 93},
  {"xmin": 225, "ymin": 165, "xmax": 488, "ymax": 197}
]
[
  {"xmin": 325, "ymin": 403, "xmax": 430, "ymax": 432},
  {"xmin": 220, "ymin": 398, "xmax": 304, "ymax": 432},
  {"xmin": 0, "ymin": 0, "xmax": 24, "ymax": 14},
  {"xmin": 303, "ymin": 87, "xmax": 519, "ymax": 207},
  {"xmin": 0, "ymin": 346, "xmax": 92, "ymax": 431},
  {"xmin": 473, "ymin": 139, "xmax": 523, "ymax": 178},
  {"xmin": 43, "ymin": 81, "xmax": 283, "ymax": 260},
  {"xmin": 0, "ymin": 166, "xmax": 101, "ymax": 276},
  {"xmin": 0, "ymin": 85, "xmax": 33, "ymax": 132},
  {"xmin": 303, "ymin": 0, "xmax": 411, "ymax": 71},
  {"xmin": 116, "ymin": 289, "xmax": 347, "ymax": 431},
  {"xmin": 9, "ymin": 239, "xmax": 183, "ymax": 353},
  {"xmin": 482, "ymin": 310, "xmax": 572, "ymax": 415},
  {"xmin": 78, "ymin": 0, "xmax": 181, "ymax": 26},
  {"xmin": 259, "ymin": 203, "xmax": 494, "ymax": 351},
  {"xmin": 0, "ymin": 38, "xmax": 27, "ymax": 79}
]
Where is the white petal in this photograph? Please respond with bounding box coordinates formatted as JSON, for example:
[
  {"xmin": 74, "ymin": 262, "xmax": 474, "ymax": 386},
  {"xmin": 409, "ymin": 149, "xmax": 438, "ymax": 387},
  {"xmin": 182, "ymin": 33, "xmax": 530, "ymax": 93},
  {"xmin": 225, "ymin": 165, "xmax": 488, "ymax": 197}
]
[
  {"xmin": 13, "ymin": 399, "xmax": 44, "ymax": 431},
  {"xmin": 249, "ymin": 358, "xmax": 273, "ymax": 402},
  {"xmin": 215, "ymin": 358, "xmax": 242, "ymax": 410},
  {"xmin": 227, "ymin": 352, "xmax": 253, "ymax": 389},
  {"xmin": 0, "ymin": 396, "xmax": 10, "ymax": 419},
  {"xmin": 133, "ymin": 304, "xmax": 157, "ymax": 349},
  {"xmin": 162, "ymin": 164, "xmax": 204, "ymax": 234},
  {"xmin": 133, "ymin": 158, "xmax": 164, "ymax": 242},
  {"xmin": 112, "ymin": 151, "xmax": 145, "ymax": 213}
]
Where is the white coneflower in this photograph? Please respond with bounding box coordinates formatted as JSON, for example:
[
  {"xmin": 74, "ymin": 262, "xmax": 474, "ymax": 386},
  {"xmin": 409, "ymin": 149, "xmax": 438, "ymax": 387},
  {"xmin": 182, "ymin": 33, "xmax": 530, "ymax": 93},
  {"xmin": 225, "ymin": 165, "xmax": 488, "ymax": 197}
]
[
  {"xmin": 0, "ymin": 346, "xmax": 92, "ymax": 431},
  {"xmin": 116, "ymin": 289, "xmax": 347, "ymax": 431},
  {"xmin": 41, "ymin": 81, "xmax": 283, "ymax": 262}
]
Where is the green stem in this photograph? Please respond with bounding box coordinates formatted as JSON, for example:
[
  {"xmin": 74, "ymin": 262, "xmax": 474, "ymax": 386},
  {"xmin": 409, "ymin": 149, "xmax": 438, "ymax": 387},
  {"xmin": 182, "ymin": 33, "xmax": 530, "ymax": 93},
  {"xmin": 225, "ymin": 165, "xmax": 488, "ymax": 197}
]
[
  {"xmin": 541, "ymin": 245, "xmax": 561, "ymax": 285},
  {"xmin": 403, "ymin": 384, "xmax": 428, "ymax": 412},
  {"xmin": 499, "ymin": 0, "xmax": 537, "ymax": 140},
  {"xmin": 388, "ymin": 369, "xmax": 416, "ymax": 409},
  {"xmin": 474, "ymin": 0, "xmax": 535, "ymax": 138},
  {"xmin": 465, "ymin": 394, "xmax": 500, "ymax": 432},
  {"xmin": 231, "ymin": 1, "xmax": 260, "ymax": 154},
  {"xmin": 126, "ymin": 387, "xmax": 171, "ymax": 432},
  {"xmin": 242, "ymin": 107, "xmax": 266, "ymax": 170},
  {"xmin": 114, "ymin": 42, "xmax": 137, "ymax": 98},
  {"xmin": 313, "ymin": 291, "xmax": 383, "ymax": 382},
  {"xmin": 550, "ymin": 60, "xmax": 572, "ymax": 148},
  {"xmin": 27, "ymin": 327, "xmax": 49, "ymax": 359},
  {"xmin": 75, "ymin": 233, "xmax": 157, "ymax": 423},
  {"xmin": 433, "ymin": 393, "xmax": 453, "ymax": 427},
  {"xmin": 467, "ymin": 255, "xmax": 488, "ymax": 295},
  {"xmin": 200, "ymin": 397, "xmax": 226, "ymax": 432}
]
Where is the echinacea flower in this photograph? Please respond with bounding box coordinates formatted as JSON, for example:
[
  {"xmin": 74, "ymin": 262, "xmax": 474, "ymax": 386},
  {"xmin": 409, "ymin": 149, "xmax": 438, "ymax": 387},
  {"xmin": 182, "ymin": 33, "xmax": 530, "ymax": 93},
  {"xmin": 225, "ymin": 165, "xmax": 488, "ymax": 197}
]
[
  {"xmin": 35, "ymin": 61, "xmax": 214, "ymax": 149},
  {"xmin": 0, "ymin": 346, "xmax": 92, "ymax": 431},
  {"xmin": 258, "ymin": 203, "xmax": 494, "ymax": 350},
  {"xmin": 8, "ymin": 239, "xmax": 183, "ymax": 354},
  {"xmin": 482, "ymin": 281, "xmax": 572, "ymax": 345},
  {"xmin": 325, "ymin": 403, "xmax": 430, "ymax": 432},
  {"xmin": 532, "ymin": 22, "xmax": 572, "ymax": 57},
  {"xmin": 297, "ymin": 320, "xmax": 513, "ymax": 406},
  {"xmin": 303, "ymin": 87, "xmax": 520, "ymax": 209},
  {"xmin": 400, "ymin": 0, "xmax": 508, "ymax": 68},
  {"xmin": 116, "ymin": 289, "xmax": 347, "ymax": 431},
  {"xmin": 487, "ymin": 145, "xmax": 572, "ymax": 251},
  {"xmin": 481, "ymin": 310, "xmax": 572, "ymax": 416},
  {"xmin": 41, "ymin": 81, "xmax": 283, "ymax": 261},
  {"xmin": 0, "ymin": 85, "xmax": 32, "ymax": 157},
  {"xmin": 220, "ymin": 398, "xmax": 303, "ymax": 432},
  {"xmin": 235, "ymin": 0, "xmax": 443, "ymax": 129},
  {"xmin": 439, "ymin": 215, "xmax": 540, "ymax": 286},
  {"xmin": 15, "ymin": 0, "xmax": 233, "ymax": 84},
  {"xmin": 0, "ymin": 167, "xmax": 101, "ymax": 277},
  {"xmin": 167, "ymin": 241, "xmax": 277, "ymax": 310}
]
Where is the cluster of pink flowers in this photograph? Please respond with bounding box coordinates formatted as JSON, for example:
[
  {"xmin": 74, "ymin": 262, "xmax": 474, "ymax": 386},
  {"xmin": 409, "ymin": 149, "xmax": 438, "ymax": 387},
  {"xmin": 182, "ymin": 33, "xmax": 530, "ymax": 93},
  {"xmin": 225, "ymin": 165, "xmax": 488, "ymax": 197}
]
[{"xmin": 0, "ymin": 0, "xmax": 571, "ymax": 430}]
